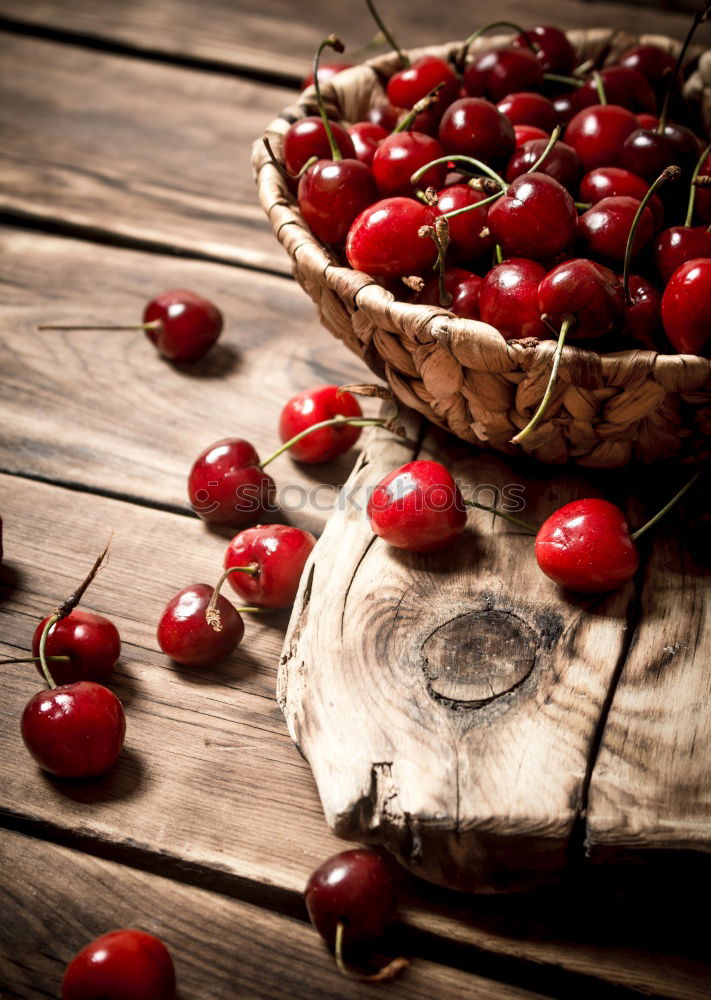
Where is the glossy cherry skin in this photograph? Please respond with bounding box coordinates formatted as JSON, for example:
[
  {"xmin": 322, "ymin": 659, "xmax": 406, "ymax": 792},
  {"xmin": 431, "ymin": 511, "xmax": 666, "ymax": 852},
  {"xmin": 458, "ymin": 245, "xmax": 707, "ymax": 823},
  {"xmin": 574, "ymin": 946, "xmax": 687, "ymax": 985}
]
[
  {"xmin": 305, "ymin": 850, "xmax": 397, "ymax": 947},
  {"xmin": 62, "ymin": 929, "xmax": 176, "ymax": 1000},
  {"xmin": 21, "ymin": 681, "xmax": 125, "ymax": 778},
  {"xmin": 188, "ymin": 439, "xmax": 276, "ymax": 526},
  {"xmin": 497, "ymin": 91, "xmax": 557, "ymax": 132},
  {"xmin": 348, "ymin": 121, "xmax": 388, "ymax": 166},
  {"xmin": 283, "ymin": 117, "xmax": 356, "ymax": 176},
  {"xmin": 224, "ymin": 524, "xmax": 316, "ymax": 608},
  {"xmin": 552, "ymin": 92, "xmax": 580, "ymax": 126},
  {"xmin": 367, "ymin": 103, "xmax": 401, "ymax": 131},
  {"xmin": 278, "ymin": 385, "xmax": 363, "ymax": 463},
  {"xmin": 504, "ymin": 138, "xmax": 581, "ymax": 189},
  {"xmin": 488, "ymin": 173, "xmax": 578, "ymax": 260},
  {"xmin": 621, "ymin": 275, "xmax": 661, "ymax": 349},
  {"xmin": 577, "ymin": 67, "xmax": 656, "ymax": 115},
  {"xmin": 565, "ymin": 104, "xmax": 639, "ymax": 172},
  {"xmin": 538, "ymin": 259, "xmax": 624, "ymax": 338},
  {"xmin": 157, "ymin": 584, "xmax": 244, "ymax": 667},
  {"xmin": 387, "ymin": 55, "xmax": 460, "ymax": 115},
  {"xmin": 434, "ymin": 184, "xmax": 494, "ymax": 262},
  {"xmin": 143, "ymin": 290, "xmax": 222, "ymax": 363},
  {"xmin": 580, "ymin": 196, "xmax": 654, "ymax": 262},
  {"xmin": 654, "ymin": 226, "xmax": 711, "ymax": 284},
  {"xmin": 620, "ymin": 128, "xmax": 676, "ymax": 183},
  {"xmin": 579, "ymin": 167, "xmax": 664, "ymax": 229},
  {"xmin": 463, "ymin": 46, "xmax": 543, "ymax": 103},
  {"xmin": 302, "ymin": 62, "xmax": 355, "ymax": 89},
  {"xmin": 661, "ymin": 258, "xmax": 711, "ymax": 355},
  {"xmin": 418, "ymin": 268, "xmax": 482, "ymax": 319},
  {"xmin": 620, "ymin": 45, "xmax": 676, "ymax": 89},
  {"xmin": 368, "ymin": 460, "xmax": 467, "ymax": 553},
  {"xmin": 438, "ymin": 98, "xmax": 515, "ymax": 164},
  {"xmin": 298, "ymin": 158, "xmax": 377, "ymax": 245},
  {"xmin": 371, "ymin": 132, "xmax": 446, "ymax": 197},
  {"xmin": 346, "ymin": 198, "xmax": 437, "ymax": 278},
  {"xmin": 514, "ymin": 124, "xmax": 548, "ymax": 147},
  {"xmin": 514, "ymin": 26, "xmax": 576, "ymax": 74},
  {"xmin": 31, "ymin": 610, "xmax": 120, "ymax": 686},
  {"xmin": 535, "ymin": 498, "xmax": 639, "ymax": 593},
  {"xmin": 479, "ymin": 258, "xmax": 549, "ymax": 340}
]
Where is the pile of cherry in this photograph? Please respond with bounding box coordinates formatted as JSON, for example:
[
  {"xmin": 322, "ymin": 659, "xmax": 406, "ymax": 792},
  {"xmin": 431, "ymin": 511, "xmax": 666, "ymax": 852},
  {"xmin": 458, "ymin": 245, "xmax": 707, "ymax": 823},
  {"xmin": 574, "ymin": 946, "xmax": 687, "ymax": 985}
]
[{"xmin": 268, "ymin": 2, "xmax": 711, "ymax": 441}]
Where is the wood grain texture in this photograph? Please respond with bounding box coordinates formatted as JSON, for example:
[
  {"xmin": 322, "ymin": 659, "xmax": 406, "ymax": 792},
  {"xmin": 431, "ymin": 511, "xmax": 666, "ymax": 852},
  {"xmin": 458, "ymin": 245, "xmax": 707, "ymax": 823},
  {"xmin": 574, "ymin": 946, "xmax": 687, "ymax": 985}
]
[
  {"xmin": 279, "ymin": 413, "xmax": 634, "ymax": 893},
  {"xmin": 0, "ymin": 830, "xmax": 547, "ymax": 1000},
  {"xmin": 0, "ymin": 228, "xmax": 371, "ymax": 535},
  {"xmin": 0, "ymin": 33, "xmax": 292, "ymax": 272},
  {"xmin": 0, "ymin": 0, "xmax": 699, "ymax": 80}
]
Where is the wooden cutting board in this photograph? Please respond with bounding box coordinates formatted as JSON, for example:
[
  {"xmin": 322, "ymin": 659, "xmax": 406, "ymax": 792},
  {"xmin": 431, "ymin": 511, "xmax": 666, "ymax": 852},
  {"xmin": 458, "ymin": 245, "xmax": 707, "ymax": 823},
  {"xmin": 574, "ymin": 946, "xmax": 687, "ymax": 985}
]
[{"xmin": 279, "ymin": 407, "xmax": 711, "ymax": 893}]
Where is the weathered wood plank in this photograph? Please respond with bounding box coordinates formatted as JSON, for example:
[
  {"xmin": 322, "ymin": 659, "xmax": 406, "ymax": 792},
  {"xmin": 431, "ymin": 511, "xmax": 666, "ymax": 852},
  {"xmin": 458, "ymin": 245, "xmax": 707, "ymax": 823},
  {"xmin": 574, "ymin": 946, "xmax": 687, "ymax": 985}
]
[
  {"xmin": 0, "ymin": 33, "xmax": 293, "ymax": 272},
  {"xmin": 0, "ymin": 228, "xmax": 369, "ymax": 535},
  {"xmin": 0, "ymin": 829, "xmax": 547, "ymax": 1000},
  {"xmin": 0, "ymin": 0, "xmax": 697, "ymax": 81}
]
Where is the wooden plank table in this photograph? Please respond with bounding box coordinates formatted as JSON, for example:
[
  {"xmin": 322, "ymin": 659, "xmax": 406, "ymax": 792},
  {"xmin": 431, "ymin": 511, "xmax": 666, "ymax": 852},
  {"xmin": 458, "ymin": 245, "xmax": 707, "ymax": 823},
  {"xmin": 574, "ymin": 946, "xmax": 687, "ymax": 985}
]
[{"xmin": 0, "ymin": 2, "xmax": 709, "ymax": 998}]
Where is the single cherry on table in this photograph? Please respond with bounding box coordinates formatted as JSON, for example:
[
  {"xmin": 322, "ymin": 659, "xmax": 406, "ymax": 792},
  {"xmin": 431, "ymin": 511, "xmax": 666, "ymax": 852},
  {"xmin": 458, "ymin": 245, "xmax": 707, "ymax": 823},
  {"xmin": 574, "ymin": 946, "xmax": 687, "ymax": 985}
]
[
  {"xmin": 223, "ymin": 524, "xmax": 316, "ymax": 608},
  {"xmin": 62, "ymin": 929, "xmax": 176, "ymax": 1000},
  {"xmin": 188, "ymin": 439, "xmax": 276, "ymax": 526},
  {"xmin": 278, "ymin": 385, "xmax": 364, "ymax": 463},
  {"xmin": 31, "ymin": 609, "xmax": 121, "ymax": 686},
  {"xmin": 368, "ymin": 460, "xmax": 467, "ymax": 553},
  {"xmin": 157, "ymin": 583, "xmax": 245, "ymax": 667}
]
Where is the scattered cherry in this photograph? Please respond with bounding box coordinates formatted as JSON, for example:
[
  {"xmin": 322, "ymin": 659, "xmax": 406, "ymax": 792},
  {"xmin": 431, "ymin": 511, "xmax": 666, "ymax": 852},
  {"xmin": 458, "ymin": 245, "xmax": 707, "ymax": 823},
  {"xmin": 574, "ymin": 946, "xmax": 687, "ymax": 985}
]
[
  {"xmin": 31, "ymin": 609, "xmax": 121, "ymax": 686},
  {"xmin": 368, "ymin": 460, "xmax": 467, "ymax": 553},
  {"xmin": 223, "ymin": 524, "xmax": 316, "ymax": 608},
  {"xmin": 278, "ymin": 385, "xmax": 364, "ymax": 463},
  {"xmin": 62, "ymin": 929, "xmax": 176, "ymax": 1000},
  {"xmin": 188, "ymin": 439, "xmax": 276, "ymax": 526},
  {"xmin": 157, "ymin": 584, "xmax": 245, "ymax": 667},
  {"xmin": 306, "ymin": 849, "xmax": 397, "ymax": 945}
]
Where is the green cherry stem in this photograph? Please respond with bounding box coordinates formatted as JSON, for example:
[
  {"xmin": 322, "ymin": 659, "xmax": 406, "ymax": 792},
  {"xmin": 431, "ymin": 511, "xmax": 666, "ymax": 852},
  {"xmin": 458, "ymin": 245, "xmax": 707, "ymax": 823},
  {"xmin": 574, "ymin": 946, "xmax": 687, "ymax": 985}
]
[
  {"xmin": 206, "ymin": 565, "xmax": 261, "ymax": 631},
  {"xmin": 392, "ymin": 83, "xmax": 444, "ymax": 132},
  {"xmin": 313, "ymin": 35, "xmax": 346, "ymax": 161},
  {"xmin": 511, "ymin": 315, "xmax": 574, "ymax": 445},
  {"xmin": 685, "ymin": 141, "xmax": 711, "ymax": 227},
  {"xmin": 623, "ymin": 166, "xmax": 681, "ymax": 303},
  {"xmin": 458, "ymin": 20, "xmax": 538, "ymax": 70},
  {"xmin": 38, "ymin": 616, "xmax": 59, "ymax": 689},
  {"xmin": 333, "ymin": 921, "xmax": 408, "ymax": 982},
  {"xmin": 526, "ymin": 125, "xmax": 561, "ymax": 174},
  {"xmin": 542, "ymin": 72, "xmax": 584, "ymax": 88},
  {"xmin": 0, "ymin": 655, "xmax": 72, "ymax": 665},
  {"xmin": 364, "ymin": 0, "xmax": 409, "ymax": 67},
  {"xmin": 463, "ymin": 499, "xmax": 537, "ymax": 534},
  {"xmin": 630, "ymin": 467, "xmax": 705, "ymax": 541},
  {"xmin": 39, "ymin": 322, "xmax": 160, "ymax": 332},
  {"xmin": 592, "ymin": 70, "xmax": 607, "ymax": 105},
  {"xmin": 411, "ymin": 154, "xmax": 507, "ymax": 192},
  {"xmin": 259, "ymin": 416, "xmax": 385, "ymax": 469}
]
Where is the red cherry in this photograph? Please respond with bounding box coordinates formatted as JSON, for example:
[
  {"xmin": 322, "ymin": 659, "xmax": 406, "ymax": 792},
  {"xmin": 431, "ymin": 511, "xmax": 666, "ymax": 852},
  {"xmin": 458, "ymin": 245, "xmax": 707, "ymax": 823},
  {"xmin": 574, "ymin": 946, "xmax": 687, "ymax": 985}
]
[
  {"xmin": 577, "ymin": 67, "xmax": 657, "ymax": 115},
  {"xmin": 636, "ymin": 113, "xmax": 659, "ymax": 129},
  {"xmin": 21, "ymin": 681, "xmax": 125, "ymax": 778},
  {"xmin": 371, "ymin": 131, "xmax": 446, "ymax": 196},
  {"xmin": 278, "ymin": 385, "xmax": 363, "ymax": 463},
  {"xmin": 302, "ymin": 62, "xmax": 355, "ymax": 89},
  {"xmin": 346, "ymin": 198, "xmax": 438, "ymax": 278},
  {"xmin": 497, "ymin": 91, "xmax": 557, "ymax": 132},
  {"xmin": 661, "ymin": 257, "xmax": 711, "ymax": 355},
  {"xmin": 488, "ymin": 173, "xmax": 579, "ymax": 260},
  {"xmin": 654, "ymin": 226, "xmax": 711, "ymax": 284},
  {"xmin": 565, "ymin": 104, "xmax": 639, "ymax": 172},
  {"xmin": 579, "ymin": 167, "xmax": 664, "ymax": 229},
  {"xmin": 535, "ymin": 498, "xmax": 639, "ymax": 593},
  {"xmin": 417, "ymin": 267, "xmax": 482, "ymax": 319},
  {"xmin": 439, "ymin": 98, "xmax": 515, "ymax": 164},
  {"xmin": 305, "ymin": 849, "xmax": 397, "ymax": 946},
  {"xmin": 513, "ymin": 26, "xmax": 576, "ymax": 74},
  {"xmin": 514, "ymin": 124, "xmax": 548, "ymax": 147},
  {"xmin": 224, "ymin": 524, "xmax": 316, "ymax": 608},
  {"xmin": 142, "ymin": 290, "xmax": 223, "ymax": 363},
  {"xmin": 298, "ymin": 158, "xmax": 377, "ymax": 245},
  {"xmin": 580, "ymin": 196, "xmax": 654, "ymax": 262},
  {"xmin": 31, "ymin": 610, "xmax": 120, "ymax": 686},
  {"xmin": 621, "ymin": 275, "xmax": 662, "ymax": 349},
  {"xmin": 552, "ymin": 92, "xmax": 580, "ymax": 125},
  {"xmin": 348, "ymin": 121, "xmax": 388, "ymax": 166},
  {"xmin": 622, "ymin": 123, "xmax": 702, "ymax": 183},
  {"xmin": 367, "ymin": 103, "xmax": 401, "ymax": 131},
  {"xmin": 620, "ymin": 45, "xmax": 677, "ymax": 89},
  {"xmin": 283, "ymin": 117, "xmax": 356, "ymax": 176},
  {"xmin": 504, "ymin": 138, "xmax": 581, "ymax": 189},
  {"xmin": 62, "ymin": 929, "xmax": 176, "ymax": 1000},
  {"xmin": 367, "ymin": 459, "xmax": 467, "ymax": 553},
  {"xmin": 463, "ymin": 46, "xmax": 543, "ymax": 103},
  {"xmin": 479, "ymin": 258, "xmax": 549, "ymax": 340},
  {"xmin": 387, "ymin": 55, "xmax": 459, "ymax": 115},
  {"xmin": 538, "ymin": 259, "xmax": 624, "ymax": 338},
  {"xmin": 187, "ymin": 439, "xmax": 276, "ymax": 526},
  {"xmin": 157, "ymin": 584, "xmax": 244, "ymax": 667},
  {"xmin": 433, "ymin": 183, "xmax": 494, "ymax": 262}
]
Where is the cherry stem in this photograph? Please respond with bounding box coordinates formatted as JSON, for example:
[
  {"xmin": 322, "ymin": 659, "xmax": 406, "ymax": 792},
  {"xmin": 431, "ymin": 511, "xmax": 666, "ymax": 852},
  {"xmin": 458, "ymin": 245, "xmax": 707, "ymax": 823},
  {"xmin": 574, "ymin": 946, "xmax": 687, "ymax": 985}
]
[
  {"xmin": 235, "ymin": 606, "xmax": 271, "ymax": 614},
  {"xmin": 575, "ymin": 201, "xmax": 592, "ymax": 211},
  {"xmin": 592, "ymin": 70, "xmax": 607, "ymax": 105},
  {"xmin": 38, "ymin": 322, "xmax": 160, "ymax": 332},
  {"xmin": 685, "ymin": 141, "xmax": 711, "ymax": 227},
  {"xmin": 526, "ymin": 125, "xmax": 561, "ymax": 174},
  {"xmin": 0, "ymin": 655, "xmax": 72, "ymax": 665},
  {"xmin": 442, "ymin": 188, "xmax": 503, "ymax": 220},
  {"xmin": 333, "ymin": 921, "xmax": 408, "ymax": 982},
  {"xmin": 459, "ymin": 21, "xmax": 538, "ymax": 69},
  {"xmin": 494, "ymin": 244, "xmax": 504, "ymax": 265},
  {"xmin": 463, "ymin": 499, "xmax": 537, "ymax": 534},
  {"xmin": 511, "ymin": 316, "xmax": 574, "ymax": 445},
  {"xmin": 542, "ymin": 72, "xmax": 585, "ymax": 89},
  {"xmin": 657, "ymin": 0, "xmax": 710, "ymax": 133},
  {"xmin": 38, "ymin": 616, "xmax": 59, "ymax": 689},
  {"xmin": 392, "ymin": 83, "xmax": 444, "ymax": 132},
  {"xmin": 313, "ymin": 36, "xmax": 346, "ymax": 162},
  {"xmin": 364, "ymin": 0, "xmax": 409, "ymax": 68},
  {"xmin": 262, "ymin": 136, "xmax": 298, "ymax": 182},
  {"xmin": 630, "ymin": 466, "xmax": 705, "ymax": 541},
  {"xmin": 259, "ymin": 416, "xmax": 385, "ymax": 469},
  {"xmin": 206, "ymin": 565, "xmax": 261, "ymax": 631},
  {"xmin": 412, "ymin": 155, "xmax": 506, "ymax": 193},
  {"xmin": 623, "ymin": 166, "xmax": 681, "ymax": 303}
]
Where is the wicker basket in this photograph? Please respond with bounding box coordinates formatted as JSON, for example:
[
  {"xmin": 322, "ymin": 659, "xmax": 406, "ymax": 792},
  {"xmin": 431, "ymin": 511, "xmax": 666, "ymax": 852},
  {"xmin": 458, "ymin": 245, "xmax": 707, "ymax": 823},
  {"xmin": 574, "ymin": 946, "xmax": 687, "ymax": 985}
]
[{"xmin": 253, "ymin": 29, "xmax": 711, "ymax": 468}]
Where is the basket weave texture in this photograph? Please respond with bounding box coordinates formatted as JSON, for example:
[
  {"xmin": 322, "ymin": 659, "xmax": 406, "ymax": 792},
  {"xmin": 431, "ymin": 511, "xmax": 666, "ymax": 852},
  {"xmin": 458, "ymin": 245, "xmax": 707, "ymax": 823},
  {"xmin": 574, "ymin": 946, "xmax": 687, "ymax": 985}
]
[{"xmin": 253, "ymin": 29, "xmax": 711, "ymax": 468}]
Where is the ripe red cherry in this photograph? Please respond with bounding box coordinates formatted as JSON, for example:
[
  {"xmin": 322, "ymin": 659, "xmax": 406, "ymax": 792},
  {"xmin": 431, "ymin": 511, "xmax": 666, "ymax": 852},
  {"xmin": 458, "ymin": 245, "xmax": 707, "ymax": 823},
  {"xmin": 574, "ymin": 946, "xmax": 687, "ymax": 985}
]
[
  {"xmin": 514, "ymin": 124, "xmax": 548, "ymax": 147},
  {"xmin": 157, "ymin": 584, "xmax": 244, "ymax": 667},
  {"xmin": 565, "ymin": 104, "xmax": 639, "ymax": 172},
  {"xmin": 367, "ymin": 460, "xmax": 467, "ymax": 553},
  {"xmin": 620, "ymin": 45, "xmax": 677, "ymax": 90},
  {"xmin": 577, "ymin": 67, "xmax": 656, "ymax": 114},
  {"xmin": 21, "ymin": 681, "xmax": 125, "ymax": 778},
  {"xmin": 224, "ymin": 524, "xmax": 316, "ymax": 608},
  {"xmin": 305, "ymin": 849, "xmax": 397, "ymax": 946},
  {"xmin": 580, "ymin": 196, "xmax": 654, "ymax": 262},
  {"xmin": 579, "ymin": 167, "xmax": 664, "ymax": 229},
  {"xmin": 621, "ymin": 275, "xmax": 662, "ymax": 349},
  {"xmin": 439, "ymin": 98, "xmax": 515, "ymax": 164},
  {"xmin": 488, "ymin": 173, "xmax": 578, "ymax": 260},
  {"xmin": 622, "ymin": 123, "xmax": 701, "ymax": 183},
  {"xmin": 371, "ymin": 131, "xmax": 445, "ymax": 196},
  {"xmin": 348, "ymin": 121, "xmax": 388, "ymax": 166},
  {"xmin": 302, "ymin": 62, "xmax": 354, "ymax": 89},
  {"xmin": 654, "ymin": 226, "xmax": 711, "ymax": 284},
  {"xmin": 497, "ymin": 92, "xmax": 557, "ymax": 132},
  {"xmin": 434, "ymin": 184, "xmax": 494, "ymax": 262},
  {"xmin": 661, "ymin": 257, "xmax": 711, "ymax": 355},
  {"xmin": 143, "ymin": 290, "xmax": 223, "ymax": 363},
  {"xmin": 187, "ymin": 439, "xmax": 275, "ymax": 526},
  {"xmin": 346, "ymin": 198, "xmax": 437, "ymax": 278},
  {"xmin": 504, "ymin": 138, "xmax": 581, "ymax": 189},
  {"xmin": 514, "ymin": 25, "xmax": 576, "ymax": 74},
  {"xmin": 31, "ymin": 610, "xmax": 120, "ymax": 686},
  {"xmin": 62, "ymin": 929, "xmax": 176, "ymax": 1000},
  {"xmin": 283, "ymin": 117, "xmax": 356, "ymax": 176},
  {"xmin": 479, "ymin": 258, "xmax": 548, "ymax": 340},
  {"xmin": 278, "ymin": 385, "xmax": 363, "ymax": 463},
  {"xmin": 298, "ymin": 158, "xmax": 377, "ymax": 245},
  {"xmin": 463, "ymin": 46, "xmax": 543, "ymax": 103},
  {"xmin": 417, "ymin": 267, "xmax": 482, "ymax": 319},
  {"xmin": 538, "ymin": 259, "xmax": 624, "ymax": 338},
  {"xmin": 387, "ymin": 55, "xmax": 459, "ymax": 115},
  {"xmin": 535, "ymin": 498, "xmax": 639, "ymax": 592},
  {"xmin": 367, "ymin": 103, "xmax": 401, "ymax": 131}
]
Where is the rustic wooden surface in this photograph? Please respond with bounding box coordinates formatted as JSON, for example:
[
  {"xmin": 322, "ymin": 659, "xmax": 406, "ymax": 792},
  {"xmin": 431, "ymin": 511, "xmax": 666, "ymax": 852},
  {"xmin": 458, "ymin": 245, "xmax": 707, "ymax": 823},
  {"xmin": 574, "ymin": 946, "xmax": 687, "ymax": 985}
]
[{"xmin": 1, "ymin": 0, "xmax": 710, "ymax": 997}]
